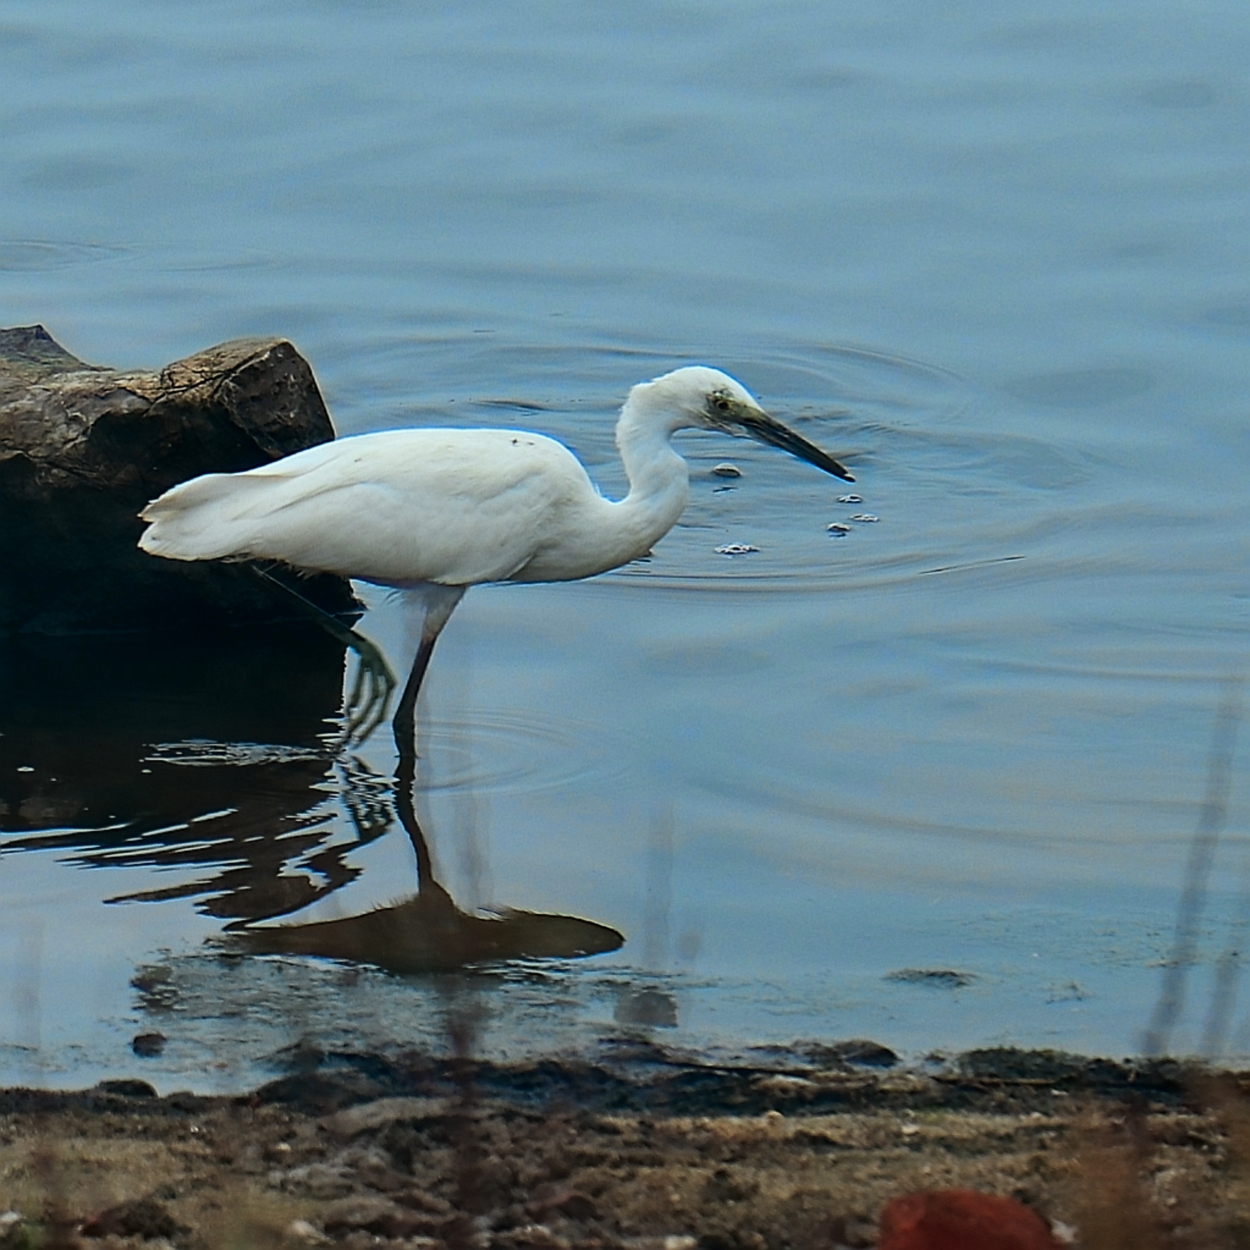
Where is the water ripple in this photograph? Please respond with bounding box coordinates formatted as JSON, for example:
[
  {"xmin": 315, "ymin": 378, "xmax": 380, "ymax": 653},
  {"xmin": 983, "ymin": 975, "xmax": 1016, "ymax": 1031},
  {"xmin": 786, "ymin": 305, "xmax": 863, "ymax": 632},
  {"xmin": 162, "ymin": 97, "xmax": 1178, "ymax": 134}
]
[
  {"xmin": 0, "ymin": 238, "xmax": 125, "ymax": 271},
  {"xmin": 410, "ymin": 709, "xmax": 625, "ymax": 796}
]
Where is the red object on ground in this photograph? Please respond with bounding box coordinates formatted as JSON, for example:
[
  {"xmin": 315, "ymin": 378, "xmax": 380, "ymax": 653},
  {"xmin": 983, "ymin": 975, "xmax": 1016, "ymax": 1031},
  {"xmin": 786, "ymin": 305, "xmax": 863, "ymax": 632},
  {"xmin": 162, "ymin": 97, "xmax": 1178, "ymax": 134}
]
[{"xmin": 878, "ymin": 1189, "xmax": 1062, "ymax": 1250}]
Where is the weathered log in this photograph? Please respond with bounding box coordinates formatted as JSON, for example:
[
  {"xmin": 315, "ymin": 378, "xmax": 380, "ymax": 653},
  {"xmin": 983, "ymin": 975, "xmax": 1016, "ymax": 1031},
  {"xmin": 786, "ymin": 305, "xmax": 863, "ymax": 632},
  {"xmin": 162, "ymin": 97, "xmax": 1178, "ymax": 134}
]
[{"xmin": 0, "ymin": 325, "xmax": 360, "ymax": 635}]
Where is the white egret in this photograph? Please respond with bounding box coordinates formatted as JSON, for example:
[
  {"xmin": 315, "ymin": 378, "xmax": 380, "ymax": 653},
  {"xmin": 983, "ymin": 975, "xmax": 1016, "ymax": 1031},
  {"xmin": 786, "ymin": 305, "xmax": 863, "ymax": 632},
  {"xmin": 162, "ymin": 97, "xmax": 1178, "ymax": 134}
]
[{"xmin": 138, "ymin": 366, "xmax": 854, "ymax": 746}]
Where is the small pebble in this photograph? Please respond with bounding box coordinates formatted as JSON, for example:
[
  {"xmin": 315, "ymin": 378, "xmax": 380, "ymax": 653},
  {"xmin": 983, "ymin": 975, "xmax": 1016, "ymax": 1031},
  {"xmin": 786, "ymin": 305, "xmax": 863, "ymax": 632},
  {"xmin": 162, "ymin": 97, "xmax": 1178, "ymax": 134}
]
[
  {"xmin": 827, "ymin": 523, "xmax": 852, "ymax": 535},
  {"xmin": 849, "ymin": 513, "xmax": 879, "ymax": 523},
  {"xmin": 16, "ymin": 766, "xmax": 33, "ymax": 773},
  {"xmin": 715, "ymin": 543, "xmax": 759, "ymax": 555},
  {"xmin": 711, "ymin": 462, "xmax": 742, "ymax": 478},
  {"xmin": 837, "ymin": 493, "xmax": 863, "ymax": 504},
  {"xmin": 288, "ymin": 1219, "xmax": 328, "ymax": 1243}
]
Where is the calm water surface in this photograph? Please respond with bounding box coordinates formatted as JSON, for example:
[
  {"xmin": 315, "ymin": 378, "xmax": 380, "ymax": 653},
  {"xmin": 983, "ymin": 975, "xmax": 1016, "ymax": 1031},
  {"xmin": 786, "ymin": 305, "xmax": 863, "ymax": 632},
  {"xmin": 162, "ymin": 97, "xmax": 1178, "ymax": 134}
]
[{"xmin": 2, "ymin": 0, "xmax": 1250, "ymax": 1089}]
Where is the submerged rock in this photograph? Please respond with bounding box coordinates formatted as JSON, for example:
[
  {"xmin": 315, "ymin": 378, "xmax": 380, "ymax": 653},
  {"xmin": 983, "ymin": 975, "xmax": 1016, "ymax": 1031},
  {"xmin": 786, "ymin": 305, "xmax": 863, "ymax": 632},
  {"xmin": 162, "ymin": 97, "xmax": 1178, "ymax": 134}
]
[{"xmin": 0, "ymin": 325, "xmax": 360, "ymax": 635}]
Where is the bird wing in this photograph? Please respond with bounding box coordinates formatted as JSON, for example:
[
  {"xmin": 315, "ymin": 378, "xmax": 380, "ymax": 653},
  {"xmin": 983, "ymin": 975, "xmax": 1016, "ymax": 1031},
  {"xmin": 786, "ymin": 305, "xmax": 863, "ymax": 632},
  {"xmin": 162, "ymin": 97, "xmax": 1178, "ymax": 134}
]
[{"xmin": 139, "ymin": 428, "xmax": 595, "ymax": 587}]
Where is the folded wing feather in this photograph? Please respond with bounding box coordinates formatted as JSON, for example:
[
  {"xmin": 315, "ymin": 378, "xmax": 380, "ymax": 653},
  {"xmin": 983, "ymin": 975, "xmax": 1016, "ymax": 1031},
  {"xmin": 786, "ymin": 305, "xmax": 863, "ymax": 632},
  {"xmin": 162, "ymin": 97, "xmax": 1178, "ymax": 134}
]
[{"xmin": 139, "ymin": 428, "xmax": 594, "ymax": 588}]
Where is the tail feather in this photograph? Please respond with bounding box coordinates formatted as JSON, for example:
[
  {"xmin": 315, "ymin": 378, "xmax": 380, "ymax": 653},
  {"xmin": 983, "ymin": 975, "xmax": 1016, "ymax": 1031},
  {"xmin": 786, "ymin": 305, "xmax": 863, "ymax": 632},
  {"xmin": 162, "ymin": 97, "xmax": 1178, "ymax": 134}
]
[{"xmin": 138, "ymin": 472, "xmax": 273, "ymax": 562}]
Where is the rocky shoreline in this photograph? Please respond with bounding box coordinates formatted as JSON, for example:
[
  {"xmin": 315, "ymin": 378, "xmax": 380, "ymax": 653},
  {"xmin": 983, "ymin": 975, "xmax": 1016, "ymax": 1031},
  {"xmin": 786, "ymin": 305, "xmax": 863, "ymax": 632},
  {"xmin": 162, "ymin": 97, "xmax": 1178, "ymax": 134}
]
[{"xmin": 1, "ymin": 1044, "xmax": 1246, "ymax": 1248}]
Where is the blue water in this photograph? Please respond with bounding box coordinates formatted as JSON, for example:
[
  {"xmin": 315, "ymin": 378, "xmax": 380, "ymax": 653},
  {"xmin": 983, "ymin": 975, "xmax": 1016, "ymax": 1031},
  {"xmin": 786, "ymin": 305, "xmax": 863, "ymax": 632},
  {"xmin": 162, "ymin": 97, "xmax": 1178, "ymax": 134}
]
[{"xmin": 2, "ymin": 0, "xmax": 1250, "ymax": 1090}]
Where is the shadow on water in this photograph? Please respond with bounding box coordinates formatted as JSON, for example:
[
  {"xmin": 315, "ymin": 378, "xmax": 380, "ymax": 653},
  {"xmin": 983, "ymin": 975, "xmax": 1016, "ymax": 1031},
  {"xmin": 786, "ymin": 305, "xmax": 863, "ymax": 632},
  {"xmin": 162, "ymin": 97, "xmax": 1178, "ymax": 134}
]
[
  {"xmin": 0, "ymin": 628, "xmax": 622, "ymax": 972},
  {"xmin": 0, "ymin": 627, "xmax": 356, "ymax": 924}
]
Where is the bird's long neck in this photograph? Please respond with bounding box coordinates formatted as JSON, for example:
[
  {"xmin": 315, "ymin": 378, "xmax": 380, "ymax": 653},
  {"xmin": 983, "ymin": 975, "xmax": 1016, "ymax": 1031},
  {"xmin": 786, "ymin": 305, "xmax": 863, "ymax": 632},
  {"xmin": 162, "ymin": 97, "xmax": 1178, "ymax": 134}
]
[{"xmin": 608, "ymin": 398, "xmax": 690, "ymax": 559}]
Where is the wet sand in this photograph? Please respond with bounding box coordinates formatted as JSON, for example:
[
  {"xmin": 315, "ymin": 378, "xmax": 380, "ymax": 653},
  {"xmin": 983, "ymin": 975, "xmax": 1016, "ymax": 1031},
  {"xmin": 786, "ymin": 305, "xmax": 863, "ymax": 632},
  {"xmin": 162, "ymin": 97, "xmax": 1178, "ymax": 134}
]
[{"xmin": 1, "ymin": 1044, "xmax": 1248, "ymax": 1249}]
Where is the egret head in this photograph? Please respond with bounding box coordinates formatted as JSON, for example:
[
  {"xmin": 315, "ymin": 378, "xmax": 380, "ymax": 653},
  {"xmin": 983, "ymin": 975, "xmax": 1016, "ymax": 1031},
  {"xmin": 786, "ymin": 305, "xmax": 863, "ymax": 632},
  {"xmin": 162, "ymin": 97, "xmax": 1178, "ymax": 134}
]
[{"xmin": 633, "ymin": 366, "xmax": 855, "ymax": 482}]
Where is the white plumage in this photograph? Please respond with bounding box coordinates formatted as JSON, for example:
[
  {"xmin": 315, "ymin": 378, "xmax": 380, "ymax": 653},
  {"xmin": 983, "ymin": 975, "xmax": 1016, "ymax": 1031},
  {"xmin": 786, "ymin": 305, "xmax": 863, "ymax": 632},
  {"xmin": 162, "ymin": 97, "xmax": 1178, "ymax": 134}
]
[
  {"xmin": 139, "ymin": 366, "xmax": 853, "ymax": 745},
  {"xmin": 141, "ymin": 429, "xmax": 603, "ymax": 584}
]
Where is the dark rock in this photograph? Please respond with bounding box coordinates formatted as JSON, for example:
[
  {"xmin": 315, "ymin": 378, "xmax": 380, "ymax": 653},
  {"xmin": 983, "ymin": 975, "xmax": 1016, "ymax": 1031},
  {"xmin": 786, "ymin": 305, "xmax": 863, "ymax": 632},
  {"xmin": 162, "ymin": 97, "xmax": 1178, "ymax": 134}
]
[
  {"xmin": 251, "ymin": 1069, "xmax": 391, "ymax": 1115},
  {"xmin": 546, "ymin": 1191, "xmax": 598, "ymax": 1221},
  {"xmin": 79, "ymin": 1195, "xmax": 189, "ymax": 1240},
  {"xmin": 957, "ymin": 1048, "xmax": 1089, "ymax": 1084},
  {"xmin": 884, "ymin": 968, "xmax": 975, "ymax": 989},
  {"xmin": 131, "ymin": 1032, "xmax": 167, "ymax": 1057},
  {"xmin": 0, "ymin": 325, "xmax": 360, "ymax": 636},
  {"xmin": 956, "ymin": 1047, "xmax": 1188, "ymax": 1095},
  {"xmin": 812, "ymin": 1039, "xmax": 900, "ymax": 1069},
  {"xmin": 93, "ymin": 1078, "xmax": 159, "ymax": 1098}
]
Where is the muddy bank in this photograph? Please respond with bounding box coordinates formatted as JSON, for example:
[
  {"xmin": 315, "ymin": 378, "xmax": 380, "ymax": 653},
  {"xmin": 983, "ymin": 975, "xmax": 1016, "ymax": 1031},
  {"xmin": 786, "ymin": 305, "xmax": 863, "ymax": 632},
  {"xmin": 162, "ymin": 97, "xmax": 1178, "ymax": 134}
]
[{"xmin": 1, "ymin": 1045, "xmax": 1248, "ymax": 1248}]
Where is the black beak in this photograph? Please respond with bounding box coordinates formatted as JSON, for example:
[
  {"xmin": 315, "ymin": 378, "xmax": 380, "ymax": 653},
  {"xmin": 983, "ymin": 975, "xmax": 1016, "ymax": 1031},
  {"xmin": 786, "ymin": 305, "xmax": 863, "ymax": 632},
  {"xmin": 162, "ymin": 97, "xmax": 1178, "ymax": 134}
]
[{"xmin": 731, "ymin": 404, "xmax": 855, "ymax": 482}]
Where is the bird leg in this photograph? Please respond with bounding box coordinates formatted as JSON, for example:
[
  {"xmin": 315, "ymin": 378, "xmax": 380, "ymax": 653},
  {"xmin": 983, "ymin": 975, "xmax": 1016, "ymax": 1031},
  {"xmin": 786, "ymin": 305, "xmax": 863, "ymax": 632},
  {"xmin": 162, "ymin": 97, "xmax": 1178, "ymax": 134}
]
[
  {"xmin": 390, "ymin": 584, "xmax": 466, "ymax": 758},
  {"xmin": 392, "ymin": 633, "xmax": 438, "ymax": 757},
  {"xmin": 250, "ymin": 564, "xmax": 397, "ymax": 745}
]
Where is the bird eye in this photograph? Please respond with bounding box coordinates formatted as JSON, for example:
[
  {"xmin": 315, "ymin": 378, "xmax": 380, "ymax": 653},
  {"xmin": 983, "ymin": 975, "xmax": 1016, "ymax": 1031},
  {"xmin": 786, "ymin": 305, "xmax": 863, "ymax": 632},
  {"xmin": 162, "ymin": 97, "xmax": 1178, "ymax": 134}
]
[{"xmin": 710, "ymin": 392, "xmax": 731, "ymax": 413}]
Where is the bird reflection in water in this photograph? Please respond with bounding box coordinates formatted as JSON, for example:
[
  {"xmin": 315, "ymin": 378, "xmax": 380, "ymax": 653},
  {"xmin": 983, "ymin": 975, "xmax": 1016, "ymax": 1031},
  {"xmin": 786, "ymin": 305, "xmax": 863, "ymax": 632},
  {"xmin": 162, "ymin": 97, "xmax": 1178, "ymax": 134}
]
[
  {"xmin": 229, "ymin": 744, "xmax": 624, "ymax": 973},
  {"xmin": 0, "ymin": 631, "xmax": 622, "ymax": 975}
]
